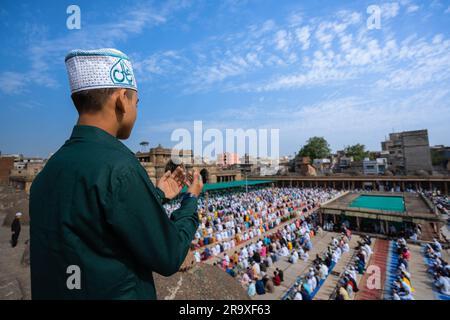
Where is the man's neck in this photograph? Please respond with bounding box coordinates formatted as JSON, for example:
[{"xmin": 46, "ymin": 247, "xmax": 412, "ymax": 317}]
[{"xmin": 77, "ymin": 116, "xmax": 118, "ymax": 138}]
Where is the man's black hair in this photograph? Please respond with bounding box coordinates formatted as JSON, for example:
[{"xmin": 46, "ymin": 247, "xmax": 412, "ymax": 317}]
[{"xmin": 71, "ymin": 88, "xmax": 134, "ymax": 114}]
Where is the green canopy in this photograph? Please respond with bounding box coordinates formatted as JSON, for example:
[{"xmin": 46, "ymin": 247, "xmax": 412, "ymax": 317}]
[{"xmin": 181, "ymin": 179, "xmax": 272, "ymax": 193}]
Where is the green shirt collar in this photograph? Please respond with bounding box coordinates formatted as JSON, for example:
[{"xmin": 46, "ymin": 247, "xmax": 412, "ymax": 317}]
[{"xmin": 69, "ymin": 125, "xmax": 134, "ymax": 155}]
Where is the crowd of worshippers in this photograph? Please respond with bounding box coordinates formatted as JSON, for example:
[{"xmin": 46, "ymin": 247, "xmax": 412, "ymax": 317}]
[
  {"xmin": 425, "ymin": 238, "xmax": 450, "ymax": 296},
  {"xmin": 284, "ymin": 231, "xmax": 353, "ymax": 300},
  {"xmin": 424, "ymin": 190, "xmax": 449, "ymax": 215},
  {"xmin": 207, "ymin": 214, "xmax": 321, "ymax": 297},
  {"xmin": 325, "ymin": 217, "xmax": 422, "ymax": 241},
  {"xmin": 334, "ymin": 235, "xmax": 373, "ymax": 300},
  {"xmin": 388, "ymin": 238, "xmax": 415, "ymax": 300},
  {"xmin": 164, "ymin": 187, "xmax": 341, "ymax": 261}
]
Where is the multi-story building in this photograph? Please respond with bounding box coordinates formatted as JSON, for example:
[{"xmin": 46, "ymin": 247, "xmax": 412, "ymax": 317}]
[
  {"xmin": 7, "ymin": 155, "xmax": 46, "ymax": 192},
  {"xmin": 0, "ymin": 155, "xmax": 15, "ymax": 184},
  {"xmin": 339, "ymin": 156, "xmax": 354, "ymax": 172},
  {"xmin": 217, "ymin": 152, "xmax": 240, "ymax": 166},
  {"xmin": 313, "ymin": 158, "xmax": 332, "ymax": 175},
  {"xmin": 363, "ymin": 158, "xmax": 388, "ymax": 175},
  {"xmin": 382, "ymin": 129, "xmax": 433, "ymax": 175},
  {"xmin": 430, "ymin": 145, "xmax": 450, "ymax": 173}
]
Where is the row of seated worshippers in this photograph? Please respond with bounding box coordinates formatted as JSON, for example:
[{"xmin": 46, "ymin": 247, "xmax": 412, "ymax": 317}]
[
  {"xmin": 425, "ymin": 238, "xmax": 450, "ymax": 296},
  {"xmin": 210, "ymin": 214, "xmax": 320, "ymax": 297},
  {"xmin": 285, "ymin": 232, "xmax": 352, "ymax": 300},
  {"xmin": 389, "ymin": 238, "xmax": 415, "ymax": 300},
  {"xmin": 335, "ymin": 234, "xmax": 372, "ymax": 300},
  {"xmin": 165, "ymin": 187, "xmax": 342, "ymax": 257}
]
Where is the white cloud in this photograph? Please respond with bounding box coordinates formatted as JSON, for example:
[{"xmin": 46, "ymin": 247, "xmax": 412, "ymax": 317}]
[
  {"xmin": 315, "ymin": 22, "xmax": 334, "ymax": 49},
  {"xmin": 381, "ymin": 2, "xmax": 401, "ymax": 18},
  {"xmin": 134, "ymin": 50, "xmax": 189, "ymax": 82},
  {"xmin": 256, "ymin": 68, "xmax": 356, "ymax": 92},
  {"xmin": 123, "ymin": 3, "xmax": 450, "ymax": 97},
  {"xmin": 375, "ymin": 36, "xmax": 450, "ymax": 89},
  {"xmin": 406, "ymin": 5, "xmax": 420, "ymax": 13},
  {"xmin": 246, "ymin": 52, "xmax": 263, "ymax": 67},
  {"xmin": 5, "ymin": 1, "xmax": 189, "ymax": 95},
  {"xmin": 0, "ymin": 72, "xmax": 28, "ymax": 94},
  {"xmin": 287, "ymin": 12, "xmax": 303, "ymax": 27},
  {"xmin": 229, "ymin": 24, "xmax": 450, "ymax": 93},
  {"xmin": 295, "ymin": 26, "xmax": 311, "ymax": 50},
  {"xmin": 144, "ymin": 87, "xmax": 450, "ymax": 153},
  {"xmin": 274, "ymin": 30, "xmax": 290, "ymax": 52}
]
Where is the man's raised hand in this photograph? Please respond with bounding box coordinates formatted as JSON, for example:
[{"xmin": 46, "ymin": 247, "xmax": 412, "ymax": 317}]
[
  {"xmin": 187, "ymin": 170, "xmax": 203, "ymax": 197},
  {"xmin": 157, "ymin": 166, "xmax": 185, "ymax": 200}
]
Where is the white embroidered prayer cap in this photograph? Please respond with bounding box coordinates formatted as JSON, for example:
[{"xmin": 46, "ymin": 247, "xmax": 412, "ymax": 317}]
[{"xmin": 65, "ymin": 48, "xmax": 137, "ymax": 94}]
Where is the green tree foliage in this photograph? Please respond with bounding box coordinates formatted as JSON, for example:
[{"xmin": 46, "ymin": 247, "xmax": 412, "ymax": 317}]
[
  {"xmin": 298, "ymin": 137, "xmax": 331, "ymax": 160},
  {"xmin": 431, "ymin": 149, "xmax": 445, "ymax": 166},
  {"xmin": 344, "ymin": 143, "xmax": 369, "ymax": 161}
]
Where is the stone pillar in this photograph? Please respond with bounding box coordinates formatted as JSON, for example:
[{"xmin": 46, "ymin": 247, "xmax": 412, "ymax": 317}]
[
  {"xmin": 333, "ymin": 181, "xmax": 336, "ymax": 189},
  {"xmin": 356, "ymin": 217, "xmax": 361, "ymax": 231},
  {"xmin": 401, "ymin": 181, "xmax": 405, "ymax": 192},
  {"xmin": 445, "ymin": 182, "xmax": 448, "ymax": 195}
]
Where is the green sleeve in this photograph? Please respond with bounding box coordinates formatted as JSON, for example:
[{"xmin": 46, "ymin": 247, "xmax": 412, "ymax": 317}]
[
  {"xmin": 106, "ymin": 166, "xmax": 199, "ymax": 276},
  {"xmin": 154, "ymin": 186, "xmax": 169, "ymax": 204}
]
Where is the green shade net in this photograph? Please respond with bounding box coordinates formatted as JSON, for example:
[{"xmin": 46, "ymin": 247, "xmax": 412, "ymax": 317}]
[
  {"xmin": 181, "ymin": 180, "xmax": 272, "ymax": 193},
  {"xmin": 350, "ymin": 195, "xmax": 405, "ymax": 212}
]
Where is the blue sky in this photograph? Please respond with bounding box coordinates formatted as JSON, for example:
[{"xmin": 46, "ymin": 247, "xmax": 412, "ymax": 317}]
[{"xmin": 1, "ymin": 0, "xmax": 449, "ymax": 158}]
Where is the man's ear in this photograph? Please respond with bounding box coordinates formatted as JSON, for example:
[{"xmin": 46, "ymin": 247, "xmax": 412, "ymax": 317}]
[{"xmin": 115, "ymin": 89, "xmax": 128, "ymax": 114}]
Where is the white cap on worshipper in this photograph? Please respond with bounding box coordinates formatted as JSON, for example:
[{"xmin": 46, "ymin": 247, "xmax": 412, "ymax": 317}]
[
  {"xmin": 64, "ymin": 48, "xmax": 138, "ymax": 94},
  {"xmin": 15, "ymin": 212, "xmax": 22, "ymax": 217}
]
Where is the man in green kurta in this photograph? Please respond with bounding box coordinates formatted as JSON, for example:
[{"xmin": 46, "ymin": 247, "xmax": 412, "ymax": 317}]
[{"xmin": 29, "ymin": 48, "xmax": 203, "ymax": 299}]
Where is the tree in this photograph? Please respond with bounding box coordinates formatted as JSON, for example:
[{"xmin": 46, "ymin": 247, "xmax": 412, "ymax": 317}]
[
  {"xmin": 344, "ymin": 144, "xmax": 369, "ymax": 161},
  {"xmin": 298, "ymin": 137, "xmax": 331, "ymax": 160},
  {"xmin": 431, "ymin": 149, "xmax": 445, "ymax": 166}
]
